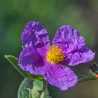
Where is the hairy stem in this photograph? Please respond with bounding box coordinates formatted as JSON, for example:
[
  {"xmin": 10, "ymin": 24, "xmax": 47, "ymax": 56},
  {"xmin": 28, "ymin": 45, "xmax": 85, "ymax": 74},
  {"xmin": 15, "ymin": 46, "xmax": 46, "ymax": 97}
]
[{"xmin": 78, "ymin": 74, "xmax": 96, "ymax": 83}]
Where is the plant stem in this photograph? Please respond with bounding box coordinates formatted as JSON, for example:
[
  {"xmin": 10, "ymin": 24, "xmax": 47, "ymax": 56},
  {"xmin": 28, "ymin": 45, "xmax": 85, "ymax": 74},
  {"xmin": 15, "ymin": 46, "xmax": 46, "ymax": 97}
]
[
  {"xmin": 40, "ymin": 80, "xmax": 47, "ymax": 98},
  {"xmin": 78, "ymin": 74, "xmax": 96, "ymax": 83}
]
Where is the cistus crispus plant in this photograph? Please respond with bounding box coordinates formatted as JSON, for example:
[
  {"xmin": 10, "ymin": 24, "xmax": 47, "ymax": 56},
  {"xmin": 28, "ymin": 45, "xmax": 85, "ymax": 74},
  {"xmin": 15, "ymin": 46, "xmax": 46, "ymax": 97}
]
[{"xmin": 5, "ymin": 21, "xmax": 97, "ymax": 98}]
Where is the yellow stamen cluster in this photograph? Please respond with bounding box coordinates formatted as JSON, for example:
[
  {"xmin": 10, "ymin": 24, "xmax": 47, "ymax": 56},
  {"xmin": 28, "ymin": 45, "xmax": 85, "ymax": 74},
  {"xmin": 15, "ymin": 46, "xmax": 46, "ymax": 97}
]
[{"xmin": 46, "ymin": 45, "xmax": 65, "ymax": 64}]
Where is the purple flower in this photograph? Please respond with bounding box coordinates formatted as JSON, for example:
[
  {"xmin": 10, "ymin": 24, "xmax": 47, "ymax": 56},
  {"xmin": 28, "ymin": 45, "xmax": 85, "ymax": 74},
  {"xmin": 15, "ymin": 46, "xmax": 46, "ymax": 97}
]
[{"xmin": 18, "ymin": 21, "xmax": 95, "ymax": 90}]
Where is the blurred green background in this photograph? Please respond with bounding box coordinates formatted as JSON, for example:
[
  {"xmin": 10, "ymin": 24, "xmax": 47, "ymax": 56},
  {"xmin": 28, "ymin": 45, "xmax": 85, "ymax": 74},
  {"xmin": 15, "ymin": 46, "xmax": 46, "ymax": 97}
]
[{"xmin": 0, "ymin": 0, "xmax": 98, "ymax": 98}]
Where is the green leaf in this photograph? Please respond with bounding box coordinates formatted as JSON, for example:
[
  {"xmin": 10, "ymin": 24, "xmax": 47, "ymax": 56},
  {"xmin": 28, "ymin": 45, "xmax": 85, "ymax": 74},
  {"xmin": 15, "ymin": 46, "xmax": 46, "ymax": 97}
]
[
  {"xmin": 18, "ymin": 78, "xmax": 51, "ymax": 98},
  {"xmin": 31, "ymin": 80, "xmax": 43, "ymax": 98},
  {"xmin": 31, "ymin": 80, "xmax": 50, "ymax": 98},
  {"xmin": 5, "ymin": 55, "xmax": 44, "ymax": 80},
  {"xmin": 18, "ymin": 78, "xmax": 33, "ymax": 98}
]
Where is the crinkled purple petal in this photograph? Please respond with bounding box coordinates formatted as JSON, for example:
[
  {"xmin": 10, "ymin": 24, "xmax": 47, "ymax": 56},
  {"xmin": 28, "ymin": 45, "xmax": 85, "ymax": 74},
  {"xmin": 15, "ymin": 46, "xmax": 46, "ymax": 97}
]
[
  {"xmin": 18, "ymin": 46, "xmax": 45, "ymax": 75},
  {"xmin": 44, "ymin": 63, "xmax": 77, "ymax": 90},
  {"xmin": 52, "ymin": 25, "xmax": 85, "ymax": 53},
  {"xmin": 67, "ymin": 46, "xmax": 95, "ymax": 66},
  {"xmin": 37, "ymin": 45, "xmax": 49, "ymax": 59},
  {"xmin": 21, "ymin": 21, "xmax": 50, "ymax": 48}
]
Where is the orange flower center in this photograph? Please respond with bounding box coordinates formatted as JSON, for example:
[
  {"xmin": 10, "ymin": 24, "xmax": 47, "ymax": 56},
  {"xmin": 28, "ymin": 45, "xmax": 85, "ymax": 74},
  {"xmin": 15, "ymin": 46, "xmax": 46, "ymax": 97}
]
[{"xmin": 46, "ymin": 45, "xmax": 65, "ymax": 64}]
